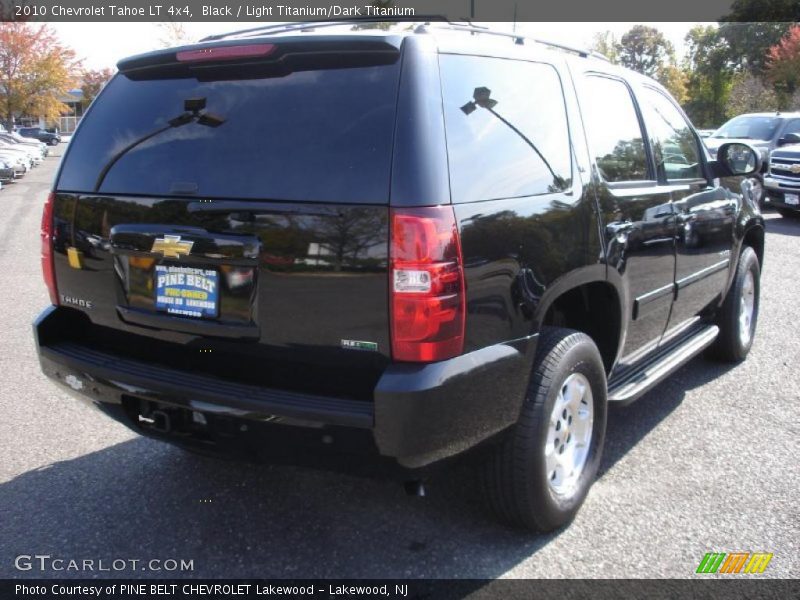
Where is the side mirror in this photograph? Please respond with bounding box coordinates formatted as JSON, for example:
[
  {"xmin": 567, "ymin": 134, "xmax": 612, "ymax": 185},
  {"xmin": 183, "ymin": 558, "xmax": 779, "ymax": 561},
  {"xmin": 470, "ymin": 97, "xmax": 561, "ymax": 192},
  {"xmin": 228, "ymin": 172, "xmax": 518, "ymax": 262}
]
[
  {"xmin": 709, "ymin": 142, "xmax": 762, "ymax": 178},
  {"xmin": 777, "ymin": 132, "xmax": 800, "ymax": 147}
]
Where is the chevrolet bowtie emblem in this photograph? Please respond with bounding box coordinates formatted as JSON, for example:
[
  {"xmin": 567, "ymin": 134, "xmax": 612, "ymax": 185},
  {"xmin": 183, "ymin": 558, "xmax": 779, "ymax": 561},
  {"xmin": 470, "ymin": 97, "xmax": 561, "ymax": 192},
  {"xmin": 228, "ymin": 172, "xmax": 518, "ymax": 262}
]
[
  {"xmin": 151, "ymin": 235, "xmax": 194, "ymax": 258},
  {"xmin": 790, "ymin": 164, "xmax": 800, "ymax": 174}
]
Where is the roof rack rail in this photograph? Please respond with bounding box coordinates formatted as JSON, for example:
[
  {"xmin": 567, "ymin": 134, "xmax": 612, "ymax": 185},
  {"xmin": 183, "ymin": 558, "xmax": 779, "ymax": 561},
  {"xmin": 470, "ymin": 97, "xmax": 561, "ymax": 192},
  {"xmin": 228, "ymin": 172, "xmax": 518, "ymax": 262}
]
[
  {"xmin": 199, "ymin": 19, "xmax": 611, "ymax": 63},
  {"xmin": 200, "ymin": 15, "xmax": 451, "ymax": 42},
  {"xmin": 534, "ymin": 38, "xmax": 610, "ymax": 61},
  {"xmin": 423, "ymin": 23, "xmax": 609, "ymax": 59},
  {"xmin": 423, "ymin": 22, "xmax": 525, "ymax": 44}
]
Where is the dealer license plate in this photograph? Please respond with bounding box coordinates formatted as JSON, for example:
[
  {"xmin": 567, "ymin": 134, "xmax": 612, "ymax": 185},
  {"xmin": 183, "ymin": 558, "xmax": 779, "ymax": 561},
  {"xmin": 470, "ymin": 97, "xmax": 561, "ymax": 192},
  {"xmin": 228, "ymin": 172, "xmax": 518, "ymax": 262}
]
[{"xmin": 155, "ymin": 265, "xmax": 219, "ymax": 318}]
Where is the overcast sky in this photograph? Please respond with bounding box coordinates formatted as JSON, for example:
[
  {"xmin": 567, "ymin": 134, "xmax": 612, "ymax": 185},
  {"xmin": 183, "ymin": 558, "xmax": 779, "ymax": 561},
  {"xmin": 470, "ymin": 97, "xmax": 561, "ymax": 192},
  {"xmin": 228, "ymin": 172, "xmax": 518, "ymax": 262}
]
[{"xmin": 50, "ymin": 22, "xmax": 711, "ymax": 71}]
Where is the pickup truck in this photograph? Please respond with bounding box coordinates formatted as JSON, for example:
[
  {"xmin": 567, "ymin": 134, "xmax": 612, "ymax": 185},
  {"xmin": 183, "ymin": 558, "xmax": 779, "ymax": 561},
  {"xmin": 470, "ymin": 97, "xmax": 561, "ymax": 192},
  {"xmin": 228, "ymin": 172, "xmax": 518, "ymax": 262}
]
[{"xmin": 34, "ymin": 22, "xmax": 765, "ymax": 531}]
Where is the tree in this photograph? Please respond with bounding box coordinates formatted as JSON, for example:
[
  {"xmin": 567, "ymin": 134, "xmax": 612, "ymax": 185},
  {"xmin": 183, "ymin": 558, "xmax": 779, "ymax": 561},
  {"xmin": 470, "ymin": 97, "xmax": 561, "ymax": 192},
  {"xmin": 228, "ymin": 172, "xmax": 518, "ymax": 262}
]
[
  {"xmin": 80, "ymin": 67, "xmax": 114, "ymax": 110},
  {"xmin": 766, "ymin": 24, "xmax": 800, "ymax": 100},
  {"xmin": 789, "ymin": 88, "xmax": 800, "ymax": 111},
  {"xmin": 617, "ymin": 25, "xmax": 674, "ymax": 79},
  {"xmin": 725, "ymin": 72, "xmax": 780, "ymax": 116},
  {"xmin": 590, "ymin": 31, "xmax": 619, "ymax": 63},
  {"xmin": 156, "ymin": 22, "xmax": 193, "ymax": 48},
  {"xmin": 0, "ymin": 23, "xmax": 79, "ymax": 130},
  {"xmin": 657, "ymin": 64, "xmax": 688, "ymax": 105},
  {"xmin": 717, "ymin": 20, "xmax": 793, "ymax": 75},
  {"xmin": 717, "ymin": 1, "xmax": 796, "ymax": 74},
  {"xmin": 615, "ymin": 26, "xmax": 686, "ymax": 109},
  {"xmin": 682, "ymin": 25, "xmax": 734, "ymax": 127}
]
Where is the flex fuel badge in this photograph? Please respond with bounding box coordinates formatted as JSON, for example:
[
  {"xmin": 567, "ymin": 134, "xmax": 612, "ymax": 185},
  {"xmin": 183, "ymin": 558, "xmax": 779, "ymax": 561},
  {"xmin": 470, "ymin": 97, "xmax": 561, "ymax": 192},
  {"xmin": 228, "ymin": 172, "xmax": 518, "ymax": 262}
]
[{"xmin": 341, "ymin": 340, "xmax": 378, "ymax": 352}]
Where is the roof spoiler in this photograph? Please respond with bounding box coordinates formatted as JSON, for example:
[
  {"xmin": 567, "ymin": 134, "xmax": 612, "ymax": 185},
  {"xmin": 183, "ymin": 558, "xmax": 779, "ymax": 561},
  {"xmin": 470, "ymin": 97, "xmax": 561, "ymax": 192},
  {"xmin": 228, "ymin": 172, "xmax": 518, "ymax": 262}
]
[{"xmin": 117, "ymin": 37, "xmax": 402, "ymax": 80}]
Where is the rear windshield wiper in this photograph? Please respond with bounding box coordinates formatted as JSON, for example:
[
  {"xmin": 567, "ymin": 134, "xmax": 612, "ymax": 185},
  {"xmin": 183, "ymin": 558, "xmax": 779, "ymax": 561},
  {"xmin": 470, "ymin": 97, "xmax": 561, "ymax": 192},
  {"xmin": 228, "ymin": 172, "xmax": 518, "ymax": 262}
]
[{"xmin": 93, "ymin": 98, "xmax": 224, "ymax": 193}]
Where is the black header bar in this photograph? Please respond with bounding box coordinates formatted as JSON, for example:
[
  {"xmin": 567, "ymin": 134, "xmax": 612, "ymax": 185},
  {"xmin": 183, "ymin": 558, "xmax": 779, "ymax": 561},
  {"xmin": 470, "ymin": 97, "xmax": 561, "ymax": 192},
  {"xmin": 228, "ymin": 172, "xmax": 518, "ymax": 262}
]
[{"xmin": 1, "ymin": 0, "xmax": 799, "ymax": 23}]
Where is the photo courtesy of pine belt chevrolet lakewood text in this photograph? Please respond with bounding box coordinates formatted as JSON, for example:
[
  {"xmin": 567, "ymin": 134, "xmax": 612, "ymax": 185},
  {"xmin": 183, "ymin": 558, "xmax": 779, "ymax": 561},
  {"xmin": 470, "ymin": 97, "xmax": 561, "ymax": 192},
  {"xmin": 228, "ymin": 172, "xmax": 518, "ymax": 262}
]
[{"xmin": 34, "ymin": 21, "xmax": 765, "ymax": 531}]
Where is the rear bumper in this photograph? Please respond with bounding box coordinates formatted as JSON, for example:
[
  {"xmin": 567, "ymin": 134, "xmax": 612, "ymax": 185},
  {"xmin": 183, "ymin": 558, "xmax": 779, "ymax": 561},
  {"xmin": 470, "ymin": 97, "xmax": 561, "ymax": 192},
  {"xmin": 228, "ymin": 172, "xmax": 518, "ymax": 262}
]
[{"xmin": 35, "ymin": 306, "xmax": 534, "ymax": 470}]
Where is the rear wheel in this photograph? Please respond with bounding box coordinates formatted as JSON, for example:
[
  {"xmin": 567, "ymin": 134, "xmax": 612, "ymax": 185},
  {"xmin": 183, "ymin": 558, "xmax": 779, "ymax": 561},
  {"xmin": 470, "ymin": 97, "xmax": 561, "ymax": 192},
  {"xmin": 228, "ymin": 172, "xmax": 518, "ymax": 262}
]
[
  {"xmin": 709, "ymin": 246, "xmax": 760, "ymax": 362},
  {"xmin": 484, "ymin": 328, "xmax": 607, "ymax": 531}
]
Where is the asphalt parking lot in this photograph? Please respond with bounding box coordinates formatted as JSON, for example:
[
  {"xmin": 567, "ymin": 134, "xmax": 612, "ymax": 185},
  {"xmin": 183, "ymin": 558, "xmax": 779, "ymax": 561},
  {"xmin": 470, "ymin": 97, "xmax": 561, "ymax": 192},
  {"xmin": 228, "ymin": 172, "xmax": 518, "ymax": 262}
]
[{"xmin": 0, "ymin": 149, "xmax": 798, "ymax": 579}]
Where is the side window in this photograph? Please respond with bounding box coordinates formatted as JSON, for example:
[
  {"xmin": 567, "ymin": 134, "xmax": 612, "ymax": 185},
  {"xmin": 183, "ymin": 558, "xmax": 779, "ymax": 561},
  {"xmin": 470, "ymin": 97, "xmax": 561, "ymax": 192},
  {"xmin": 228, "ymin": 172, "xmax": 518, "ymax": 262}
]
[
  {"xmin": 783, "ymin": 120, "xmax": 800, "ymax": 136},
  {"xmin": 640, "ymin": 87, "xmax": 703, "ymax": 181},
  {"xmin": 439, "ymin": 55, "xmax": 572, "ymax": 203},
  {"xmin": 582, "ymin": 75, "xmax": 649, "ymax": 182}
]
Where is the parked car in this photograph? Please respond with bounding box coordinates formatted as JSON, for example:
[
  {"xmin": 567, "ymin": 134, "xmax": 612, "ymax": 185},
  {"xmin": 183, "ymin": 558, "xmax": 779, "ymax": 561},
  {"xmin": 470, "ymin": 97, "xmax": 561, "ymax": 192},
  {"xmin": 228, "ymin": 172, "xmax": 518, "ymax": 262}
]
[
  {"xmin": 764, "ymin": 133, "xmax": 800, "ymax": 217},
  {"xmin": 0, "ymin": 143, "xmax": 34, "ymax": 170},
  {"xmin": 704, "ymin": 112, "xmax": 800, "ymax": 206},
  {"xmin": 0, "ymin": 150, "xmax": 28, "ymax": 177},
  {"xmin": 17, "ymin": 126, "xmax": 60, "ymax": 146},
  {"xmin": 34, "ymin": 22, "xmax": 765, "ymax": 532},
  {"xmin": 696, "ymin": 128, "xmax": 716, "ymax": 139},
  {"xmin": 0, "ymin": 159, "xmax": 14, "ymax": 183},
  {"xmin": 0, "ymin": 133, "xmax": 46, "ymax": 160},
  {"xmin": 4, "ymin": 131, "xmax": 48, "ymax": 157}
]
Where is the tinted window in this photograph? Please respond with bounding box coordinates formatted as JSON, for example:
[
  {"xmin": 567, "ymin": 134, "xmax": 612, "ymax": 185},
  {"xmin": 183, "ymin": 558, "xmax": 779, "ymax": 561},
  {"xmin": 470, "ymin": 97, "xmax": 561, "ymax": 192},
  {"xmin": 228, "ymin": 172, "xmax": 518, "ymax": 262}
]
[
  {"xmin": 58, "ymin": 64, "xmax": 401, "ymax": 203},
  {"xmin": 713, "ymin": 116, "xmax": 781, "ymax": 141},
  {"xmin": 783, "ymin": 120, "xmax": 800, "ymax": 136},
  {"xmin": 640, "ymin": 87, "xmax": 703, "ymax": 181},
  {"xmin": 439, "ymin": 55, "xmax": 571, "ymax": 203},
  {"xmin": 582, "ymin": 76, "xmax": 649, "ymax": 182}
]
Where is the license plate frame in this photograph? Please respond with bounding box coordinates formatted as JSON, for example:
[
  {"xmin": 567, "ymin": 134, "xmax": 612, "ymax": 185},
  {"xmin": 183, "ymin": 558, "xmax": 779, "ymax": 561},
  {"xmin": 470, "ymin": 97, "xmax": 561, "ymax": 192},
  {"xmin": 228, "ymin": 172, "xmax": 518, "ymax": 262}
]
[
  {"xmin": 785, "ymin": 193, "xmax": 799, "ymax": 206},
  {"xmin": 154, "ymin": 264, "xmax": 219, "ymax": 319}
]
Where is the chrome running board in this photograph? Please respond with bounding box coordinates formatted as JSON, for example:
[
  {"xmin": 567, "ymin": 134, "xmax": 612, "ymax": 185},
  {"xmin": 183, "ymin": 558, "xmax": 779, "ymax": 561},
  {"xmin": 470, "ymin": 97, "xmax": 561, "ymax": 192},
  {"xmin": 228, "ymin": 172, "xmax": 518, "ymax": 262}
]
[{"xmin": 608, "ymin": 324, "xmax": 720, "ymax": 405}]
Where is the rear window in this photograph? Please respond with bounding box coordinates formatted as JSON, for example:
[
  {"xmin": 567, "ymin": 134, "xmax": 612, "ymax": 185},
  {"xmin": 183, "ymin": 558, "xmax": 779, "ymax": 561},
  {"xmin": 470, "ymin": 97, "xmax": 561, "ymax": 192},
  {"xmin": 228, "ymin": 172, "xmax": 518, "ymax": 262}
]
[
  {"xmin": 58, "ymin": 62, "xmax": 401, "ymax": 203},
  {"xmin": 439, "ymin": 54, "xmax": 572, "ymax": 203}
]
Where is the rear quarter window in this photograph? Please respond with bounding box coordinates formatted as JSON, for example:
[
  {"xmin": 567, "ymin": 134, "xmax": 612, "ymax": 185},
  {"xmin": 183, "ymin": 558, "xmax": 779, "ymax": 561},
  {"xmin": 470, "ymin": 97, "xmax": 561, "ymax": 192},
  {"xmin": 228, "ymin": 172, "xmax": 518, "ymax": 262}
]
[
  {"xmin": 57, "ymin": 62, "xmax": 401, "ymax": 204},
  {"xmin": 439, "ymin": 54, "xmax": 572, "ymax": 203}
]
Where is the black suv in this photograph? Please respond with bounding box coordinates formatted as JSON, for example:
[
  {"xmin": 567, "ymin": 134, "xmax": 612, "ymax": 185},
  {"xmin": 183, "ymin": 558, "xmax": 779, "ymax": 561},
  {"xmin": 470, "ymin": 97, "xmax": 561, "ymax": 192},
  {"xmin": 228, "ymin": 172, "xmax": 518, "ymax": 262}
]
[
  {"xmin": 18, "ymin": 126, "xmax": 61, "ymax": 146},
  {"xmin": 35, "ymin": 23, "xmax": 765, "ymax": 531}
]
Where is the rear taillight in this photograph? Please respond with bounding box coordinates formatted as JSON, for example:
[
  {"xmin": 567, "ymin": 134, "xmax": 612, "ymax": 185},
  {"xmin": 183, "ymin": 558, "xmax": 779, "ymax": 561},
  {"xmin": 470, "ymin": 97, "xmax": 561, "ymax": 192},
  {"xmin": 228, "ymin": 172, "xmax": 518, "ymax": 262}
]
[
  {"xmin": 390, "ymin": 206, "xmax": 465, "ymax": 362},
  {"xmin": 41, "ymin": 192, "xmax": 58, "ymax": 305}
]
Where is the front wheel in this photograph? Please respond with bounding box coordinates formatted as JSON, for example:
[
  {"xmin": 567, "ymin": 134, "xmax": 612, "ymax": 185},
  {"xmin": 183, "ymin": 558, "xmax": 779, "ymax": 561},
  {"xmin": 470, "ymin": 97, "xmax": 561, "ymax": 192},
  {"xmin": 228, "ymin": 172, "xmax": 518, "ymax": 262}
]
[
  {"xmin": 484, "ymin": 328, "xmax": 607, "ymax": 532},
  {"xmin": 709, "ymin": 246, "xmax": 760, "ymax": 362}
]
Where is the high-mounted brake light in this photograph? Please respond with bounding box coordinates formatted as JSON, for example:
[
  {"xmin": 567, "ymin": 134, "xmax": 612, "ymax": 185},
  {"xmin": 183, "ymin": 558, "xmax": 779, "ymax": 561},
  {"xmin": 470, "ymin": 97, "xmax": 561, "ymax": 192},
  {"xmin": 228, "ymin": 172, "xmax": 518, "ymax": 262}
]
[
  {"xmin": 176, "ymin": 44, "xmax": 277, "ymax": 63},
  {"xmin": 390, "ymin": 206, "xmax": 466, "ymax": 362},
  {"xmin": 41, "ymin": 192, "xmax": 58, "ymax": 306}
]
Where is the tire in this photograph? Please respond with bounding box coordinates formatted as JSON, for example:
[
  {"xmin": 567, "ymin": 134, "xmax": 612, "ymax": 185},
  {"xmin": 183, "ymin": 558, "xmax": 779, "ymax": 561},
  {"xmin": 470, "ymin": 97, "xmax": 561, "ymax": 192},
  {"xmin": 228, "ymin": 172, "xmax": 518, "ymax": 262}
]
[
  {"xmin": 484, "ymin": 328, "xmax": 607, "ymax": 532},
  {"xmin": 709, "ymin": 246, "xmax": 760, "ymax": 362},
  {"xmin": 49, "ymin": 139, "xmax": 59, "ymax": 146},
  {"xmin": 777, "ymin": 208, "xmax": 799, "ymax": 219}
]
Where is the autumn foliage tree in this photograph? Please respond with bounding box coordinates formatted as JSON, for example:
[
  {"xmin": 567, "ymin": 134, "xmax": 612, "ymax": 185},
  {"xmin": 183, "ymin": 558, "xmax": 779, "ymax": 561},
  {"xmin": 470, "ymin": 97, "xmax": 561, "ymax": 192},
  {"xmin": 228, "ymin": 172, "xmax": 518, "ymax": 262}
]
[
  {"xmin": 766, "ymin": 24, "xmax": 800, "ymax": 101},
  {"xmin": 80, "ymin": 67, "xmax": 115, "ymax": 110},
  {"xmin": 0, "ymin": 23, "xmax": 80, "ymax": 130}
]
